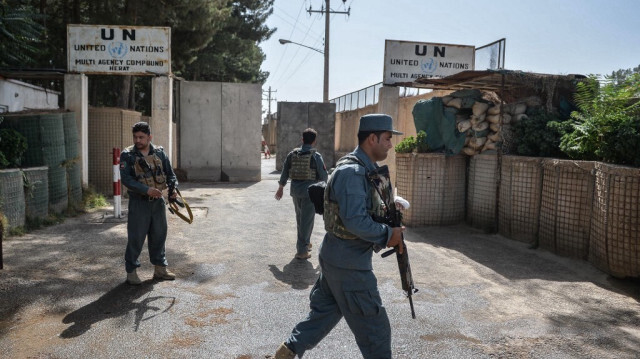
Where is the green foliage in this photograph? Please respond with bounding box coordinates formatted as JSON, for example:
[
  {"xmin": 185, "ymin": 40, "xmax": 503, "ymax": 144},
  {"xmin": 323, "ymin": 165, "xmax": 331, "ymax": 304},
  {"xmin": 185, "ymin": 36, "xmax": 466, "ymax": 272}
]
[
  {"xmin": 609, "ymin": 64, "xmax": 640, "ymax": 86},
  {"xmin": 559, "ymin": 74, "xmax": 640, "ymax": 166},
  {"xmin": 395, "ymin": 136, "xmax": 416, "ymax": 153},
  {"xmin": 0, "ymin": 1, "xmax": 45, "ymax": 67},
  {"xmin": 395, "ymin": 131, "xmax": 429, "ymax": 153},
  {"xmin": 83, "ymin": 187, "xmax": 108, "ymax": 209},
  {"xmin": 513, "ymin": 108, "xmax": 568, "ymax": 158},
  {"xmin": 180, "ymin": 0, "xmax": 275, "ymax": 83},
  {"xmin": 12, "ymin": 0, "xmax": 274, "ymax": 112},
  {"xmin": 0, "ymin": 128, "xmax": 28, "ymax": 168},
  {"xmin": 416, "ymin": 130, "xmax": 429, "ymax": 152}
]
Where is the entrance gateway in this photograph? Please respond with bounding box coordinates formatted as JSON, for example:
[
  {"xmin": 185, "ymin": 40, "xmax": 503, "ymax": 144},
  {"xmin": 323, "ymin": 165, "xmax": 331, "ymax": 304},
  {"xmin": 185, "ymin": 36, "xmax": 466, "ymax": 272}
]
[{"xmin": 65, "ymin": 24, "xmax": 173, "ymax": 185}]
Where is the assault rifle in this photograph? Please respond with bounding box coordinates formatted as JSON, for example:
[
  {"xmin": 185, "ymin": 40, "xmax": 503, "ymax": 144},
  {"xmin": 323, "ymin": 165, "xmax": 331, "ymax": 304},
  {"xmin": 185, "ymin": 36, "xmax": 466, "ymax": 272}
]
[
  {"xmin": 369, "ymin": 167, "xmax": 418, "ymax": 319},
  {"xmin": 381, "ymin": 207, "xmax": 418, "ymax": 319}
]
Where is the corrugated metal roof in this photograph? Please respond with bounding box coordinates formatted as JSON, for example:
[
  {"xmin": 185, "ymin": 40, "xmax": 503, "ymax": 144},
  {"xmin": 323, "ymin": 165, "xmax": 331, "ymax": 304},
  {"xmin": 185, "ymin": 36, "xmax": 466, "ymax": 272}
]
[
  {"xmin": 394, "ymin": 69, "xmax": 586, "ymax": 92},
  {"xmin": 0, "ymin": 68, "xmax": 67, "ymax": 80}
]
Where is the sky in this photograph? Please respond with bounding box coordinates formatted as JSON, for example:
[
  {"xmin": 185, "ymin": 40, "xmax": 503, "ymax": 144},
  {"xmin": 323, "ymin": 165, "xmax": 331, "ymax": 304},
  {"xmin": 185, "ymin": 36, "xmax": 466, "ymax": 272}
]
[{"xmin": 259, "ymin": 0, "xmax": 640, "ymax": 117}]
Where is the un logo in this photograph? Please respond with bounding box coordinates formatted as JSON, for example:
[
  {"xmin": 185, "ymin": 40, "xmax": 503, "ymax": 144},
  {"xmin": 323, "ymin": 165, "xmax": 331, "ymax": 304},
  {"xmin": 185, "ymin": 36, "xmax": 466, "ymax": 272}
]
[
  {"xmin": 108, "ymin": 42, "xmax": 128, "ymax": 58},
  {"xmin": 421, "ymin": 58, "xmax": 437, "ymax": 74}
]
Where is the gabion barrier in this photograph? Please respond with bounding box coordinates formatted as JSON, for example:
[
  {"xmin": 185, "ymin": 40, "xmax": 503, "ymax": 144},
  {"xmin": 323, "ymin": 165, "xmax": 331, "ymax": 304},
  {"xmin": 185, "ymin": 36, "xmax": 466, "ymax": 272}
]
[
  {"xmin": 539, "ymin": 160, "xmax": 594, "ymax": 259},
  {"xmin": 396, "ymin": 153, "xmax": 466, "ymax": 226},
  {"xmin": 499, "ymin": 156, "xmax": 543, "ymax": 244},
  {"xmin": 467, "ymin": 154, "xmax": 498, "ymax": 232},
  {"xmin": 589, "ymin": 162, "xmax": 640, "ymax": 278}
]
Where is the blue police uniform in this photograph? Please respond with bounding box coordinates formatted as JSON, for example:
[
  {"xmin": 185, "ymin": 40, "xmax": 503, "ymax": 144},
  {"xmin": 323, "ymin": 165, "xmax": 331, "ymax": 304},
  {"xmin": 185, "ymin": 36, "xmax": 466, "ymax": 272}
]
[
  {"xmin": 279, "ymin": 143, "xmax": 328, "ymax": 256},
  {"xmin": 284, "ymin": 146, "xmax": 393, "ymax": 358},
  {"xmin": 120, "ymin": 143, "xmax": 177, "ymax": 273}
]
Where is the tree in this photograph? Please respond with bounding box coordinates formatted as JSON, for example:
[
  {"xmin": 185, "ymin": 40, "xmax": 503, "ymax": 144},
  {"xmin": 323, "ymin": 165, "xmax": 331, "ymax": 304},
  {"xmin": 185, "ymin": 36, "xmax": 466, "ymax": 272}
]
[
  {"xmin": 6, "ymin": 0, "xmax": 275, "ymax": 112},
  {"xmin": 559, "ymin": 74, "xmax": 640, "ymax": 166},
  {"xmin": 609, "ymin": 64, "xmax": 640, "ymax": 86},
  {"xmin": 0, "ymin": 1, "xmax": 44, "ymax": 67},
  {"xmin": 181, "ymin": 0, "xmax": 275, "ymax": 83}
]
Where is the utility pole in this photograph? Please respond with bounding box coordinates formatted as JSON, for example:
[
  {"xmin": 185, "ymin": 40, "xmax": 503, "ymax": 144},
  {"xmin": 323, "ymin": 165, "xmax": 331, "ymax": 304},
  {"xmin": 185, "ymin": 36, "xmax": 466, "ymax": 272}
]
[
  {"xmin": 308, "ymin": 0, "xmax": 350, "ymax": 103},
  {"xmin": 262, "ymin": 86, "xmax": 278, "ymax": 116}
]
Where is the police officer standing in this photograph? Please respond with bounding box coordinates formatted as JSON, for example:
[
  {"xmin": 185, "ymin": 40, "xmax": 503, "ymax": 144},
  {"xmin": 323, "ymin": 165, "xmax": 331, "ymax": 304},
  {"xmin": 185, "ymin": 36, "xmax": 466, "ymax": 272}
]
[
  {"xmin": 274, "ymin": 114, "xmax": 405, "ymax": 359},
  {"xmin": 275, "ymin": 128, "xmax": 328, "ymax": 259},
  {"xmin": 120, "ymin": 121, "xmax": 178, "ymax": 285}
]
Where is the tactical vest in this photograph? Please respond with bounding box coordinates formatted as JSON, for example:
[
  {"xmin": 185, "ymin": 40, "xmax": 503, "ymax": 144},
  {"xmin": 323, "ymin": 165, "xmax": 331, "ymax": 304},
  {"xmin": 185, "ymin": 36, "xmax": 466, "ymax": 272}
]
[
  {"xmin": 131, "ymin": 147, "xmax": 168, "ymax": 192},
  {"xmin": 323, "ymin": 155, "xmax": 388, "ymax": 240},
  {"xmin": 289, "ymin": 149, "xmax": 317, "ymax": 181}
]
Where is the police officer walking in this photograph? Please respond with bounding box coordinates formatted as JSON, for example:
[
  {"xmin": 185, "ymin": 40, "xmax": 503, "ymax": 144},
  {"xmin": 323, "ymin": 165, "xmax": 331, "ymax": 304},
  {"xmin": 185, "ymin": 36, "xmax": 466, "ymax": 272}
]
[
  {"xmin": 120, "ymin": 121, "xmax": 178, "ymax": 285},
  {"xmin": 275, "ymin": 128, "xmax": 328, "ymax": 259},
  {"xmin": 274, "ymin": 114, "xmax": 405, "ymax": 358}
]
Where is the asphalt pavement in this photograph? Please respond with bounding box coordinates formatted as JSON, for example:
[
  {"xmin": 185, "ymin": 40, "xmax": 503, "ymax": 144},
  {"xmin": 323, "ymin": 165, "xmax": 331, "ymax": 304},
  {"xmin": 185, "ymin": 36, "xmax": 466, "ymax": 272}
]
[{"xmin": 0, "ymin": 155, "xmax": 639, "ymax": 359}]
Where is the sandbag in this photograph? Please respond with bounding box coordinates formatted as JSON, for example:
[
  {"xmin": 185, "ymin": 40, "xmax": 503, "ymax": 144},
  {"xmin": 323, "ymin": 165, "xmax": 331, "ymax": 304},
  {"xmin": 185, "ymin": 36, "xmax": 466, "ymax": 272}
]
[{"xmin": 472, "ymin": 102, "xmax": 490, "ymax": 116}]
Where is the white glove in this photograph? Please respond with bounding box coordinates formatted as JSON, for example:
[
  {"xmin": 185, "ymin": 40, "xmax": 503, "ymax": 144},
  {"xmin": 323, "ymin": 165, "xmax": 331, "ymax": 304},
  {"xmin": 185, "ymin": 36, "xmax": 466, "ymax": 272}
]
[{"xmin": 394, "ymin": 196, "xmax": 410, "ymax": 210}]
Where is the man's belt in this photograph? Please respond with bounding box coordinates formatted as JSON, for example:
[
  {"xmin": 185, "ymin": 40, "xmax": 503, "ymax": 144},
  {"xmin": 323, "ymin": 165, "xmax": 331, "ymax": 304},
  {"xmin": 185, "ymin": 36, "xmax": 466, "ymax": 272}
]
[{"xmin": 128, "ymin": 191, "xmax": 161, "ymax": 201}]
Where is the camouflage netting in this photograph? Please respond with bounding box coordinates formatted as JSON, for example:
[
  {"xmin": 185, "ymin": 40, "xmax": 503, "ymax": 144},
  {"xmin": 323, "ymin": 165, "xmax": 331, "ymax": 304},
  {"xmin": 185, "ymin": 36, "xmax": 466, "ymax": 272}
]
[
  {"xmin": 22, "ymin": 166, "xmax": 49, "ymax": 220},
  {"xmin": 498, "ymin": 156, "xmax": 543, "ymax": 244},
  {"xmin": 539, "ymin": 160, "xmax": 594, "ymax": 259},
  {"xmin": 589, "ymin": 163, "xmax": 640, "ymax": 278},
  {"xmin": 63, "ymin": 112, "xmax": 82, "ymax": 205},
  {"xmin": 1, "ymin": 112, "xmax": 68, "ymax": 213},
  {"xmin": 396, "ymin": 153, "xmax": 466, "ymax": 226},
  {"xmin": 0, "ymin": 169, "xmax": 26, "ymax": 228}
]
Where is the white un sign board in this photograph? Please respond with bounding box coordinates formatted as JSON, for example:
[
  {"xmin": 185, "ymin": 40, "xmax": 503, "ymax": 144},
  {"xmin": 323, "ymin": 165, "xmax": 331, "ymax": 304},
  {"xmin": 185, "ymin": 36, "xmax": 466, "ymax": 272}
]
[
  {"xmin": 383, "ymin": 39, "xmax": 475, "ymax": 85},
  {"xmin": 67, "ymin": 24, "xmax": 171, "ymax": 75}
]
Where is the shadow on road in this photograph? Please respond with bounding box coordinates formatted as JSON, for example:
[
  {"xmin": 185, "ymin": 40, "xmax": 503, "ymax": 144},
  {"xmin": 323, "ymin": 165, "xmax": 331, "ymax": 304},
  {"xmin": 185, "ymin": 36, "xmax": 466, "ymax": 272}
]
[
  {"xmin": 268, "ymin": 259, "xmax": 320, "ymax": 290},
  {"xmin": 60, "ymin": 281, "xmax": 175, "ymax": 338},
  {"xmin": 409, "ymin": 225, "xmax": 640, "ymax": 301}
]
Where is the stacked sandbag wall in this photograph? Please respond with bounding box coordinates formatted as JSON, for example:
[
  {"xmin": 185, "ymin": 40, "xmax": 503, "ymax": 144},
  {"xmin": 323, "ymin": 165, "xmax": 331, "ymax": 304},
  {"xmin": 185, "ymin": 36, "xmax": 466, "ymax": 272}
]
[
  {"xmin": 398, "ymin": 153, "xmax": 466, "ymax": 226},
  {"xmin": 498, "ymin": 156, "xmax": 543, "ymax": 244},
  {"xmin": 589, "ymin": 163, "xmax": 640, "ymax": 278},
  {"xmin": 538, "ymin": 160, "xmax": 594, "ymax": 259},
  {"xmin": 0, "ymin": 169, "xmax": 26, "ymax": 229},
  {"xmin": 451, "ymin": 96, "xmax": 541, "ymax": 157},
  {"xmin": 88, "ymin": 108, "xmax": 141, "ymax": 195},
  {"xmin": 1, "ymin": 112, "xmax": 68, "ymax": 213},
  {"xmin": 466, "ymin": 154, "xmax": 499, "ymax": 232},
  {"xmin": 22, "ymin": 167, "xmax": 49, "ymax": 221}
]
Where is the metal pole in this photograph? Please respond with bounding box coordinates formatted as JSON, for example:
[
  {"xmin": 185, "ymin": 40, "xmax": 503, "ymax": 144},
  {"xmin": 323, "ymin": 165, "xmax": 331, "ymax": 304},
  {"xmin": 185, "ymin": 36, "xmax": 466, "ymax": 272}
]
[
  {"xmin": 323, "ymin": 0, "xmax": 330, "ymax": 103},
  {"xmin": 113, "ymin": 148, "xmax": 122, "ymax": 218}
]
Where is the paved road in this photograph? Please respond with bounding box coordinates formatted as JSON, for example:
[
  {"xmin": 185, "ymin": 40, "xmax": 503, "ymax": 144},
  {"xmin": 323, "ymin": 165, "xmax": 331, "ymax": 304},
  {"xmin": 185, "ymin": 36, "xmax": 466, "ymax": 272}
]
[{"xmin": 0, "ymin": 156, "xmax": 639, "ymax": 358}]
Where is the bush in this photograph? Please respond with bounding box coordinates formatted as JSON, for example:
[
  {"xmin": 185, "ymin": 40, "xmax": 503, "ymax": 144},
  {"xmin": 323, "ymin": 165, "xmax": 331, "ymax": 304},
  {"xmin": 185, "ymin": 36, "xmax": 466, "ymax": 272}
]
[
  {"xmin": 83, "ymin": 187, "xmax": 108, "ymax": 209},
  {"xmin": 559, "ymin": 74, "xmax": 640, "ymax": 166},
  {"xmin": 0, "ymin": 128, "xmax": 28, "ymax": 168},
  {"xmin": 395, "ymin": 130, "xmax": 429, "ymax": 153},
  {"xmin": 513, "ymin": 107, "xmax": 568, "ymax": 158}
]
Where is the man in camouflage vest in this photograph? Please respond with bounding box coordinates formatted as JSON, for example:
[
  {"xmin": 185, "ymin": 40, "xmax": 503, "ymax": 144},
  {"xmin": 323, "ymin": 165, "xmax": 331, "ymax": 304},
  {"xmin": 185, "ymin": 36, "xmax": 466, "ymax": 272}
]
[
  {"xmin": 274, "ymin": 114, "xmax": 405, "ymax": 359},
  {"xmin": 120, "ymin": 121, "xmax": 178, "ymax": 285},
  {"xmin": 275, "ymin": 128, "xmax": 328, "ymax": 259}
]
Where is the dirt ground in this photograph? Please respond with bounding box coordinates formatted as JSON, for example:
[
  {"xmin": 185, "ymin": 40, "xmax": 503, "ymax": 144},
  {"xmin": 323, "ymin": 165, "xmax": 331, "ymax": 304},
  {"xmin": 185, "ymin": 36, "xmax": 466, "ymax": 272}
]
[{"xmin": 0, "ymin": 156, "xmax": 639, "ymax": 358}]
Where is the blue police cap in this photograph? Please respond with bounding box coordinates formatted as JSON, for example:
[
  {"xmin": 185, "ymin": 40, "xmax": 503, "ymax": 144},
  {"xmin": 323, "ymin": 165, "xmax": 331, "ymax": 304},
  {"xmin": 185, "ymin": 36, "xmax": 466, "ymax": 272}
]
[{"xmin": 358, "ymin": 114, "xmax": 402, "ymax": 135}]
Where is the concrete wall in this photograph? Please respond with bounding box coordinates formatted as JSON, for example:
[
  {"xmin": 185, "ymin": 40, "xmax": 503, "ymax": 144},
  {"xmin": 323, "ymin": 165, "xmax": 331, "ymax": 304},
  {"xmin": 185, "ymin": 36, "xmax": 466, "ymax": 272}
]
[
  {"xmin": 0, "ymin": 78, "xmax": 59, "ymax": 112},
  {"xmin": 333, "ymin": 87, "xmax": 452, "ymax": 185},
  {"xmin": 221, "ymin": 83, "xmax": 262, "ymax": 181},
  {"xmin": 179, "ymin": 81, "xmax": 261, "ymax": 182},
  {"xmin": 276, "ymin": 102, "xmax": 336, "ymax": 171}
]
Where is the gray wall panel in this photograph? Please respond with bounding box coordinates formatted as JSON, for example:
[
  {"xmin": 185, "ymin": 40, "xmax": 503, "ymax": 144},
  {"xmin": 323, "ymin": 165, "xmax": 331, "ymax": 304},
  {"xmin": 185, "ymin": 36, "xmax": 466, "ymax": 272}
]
[
  {"xmin": 179, "ymin": 81, "xmax": 222, "ymax": 181},
  {"xmin": 276, "ymin": 102, "xmax": 335, "ymax": 171},
  {"xmin": 221, "ymin": 83, "xmax": 261, "ymax": 181},
  {"xmin": 179, "ymin": 81, "xmax": 260, "ymax": 181}
]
